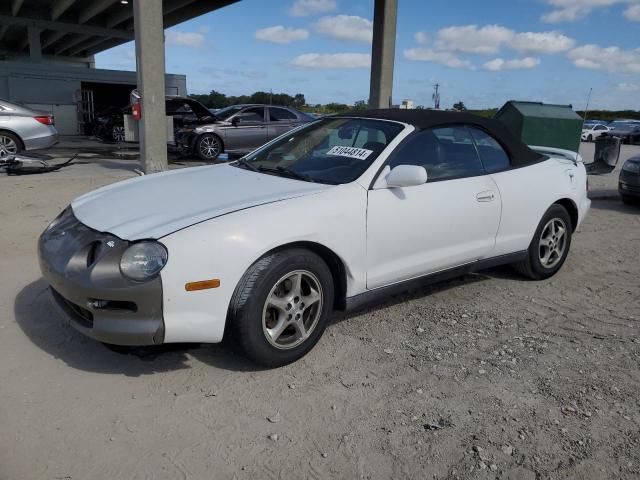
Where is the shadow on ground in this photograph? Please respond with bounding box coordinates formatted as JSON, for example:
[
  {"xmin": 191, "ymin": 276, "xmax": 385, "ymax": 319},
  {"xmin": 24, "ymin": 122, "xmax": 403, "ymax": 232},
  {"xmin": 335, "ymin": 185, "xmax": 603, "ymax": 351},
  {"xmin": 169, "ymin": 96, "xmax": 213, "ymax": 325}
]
[{"xmin": 14, "ymin": 279, "xmax": 257, "ymax": 376}]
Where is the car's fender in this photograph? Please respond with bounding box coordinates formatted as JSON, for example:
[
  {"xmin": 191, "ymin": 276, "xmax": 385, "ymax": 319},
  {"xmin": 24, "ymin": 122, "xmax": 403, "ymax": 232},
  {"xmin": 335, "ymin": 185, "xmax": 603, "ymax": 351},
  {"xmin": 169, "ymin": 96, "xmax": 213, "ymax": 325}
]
[{"xmin": 158, "ymin": 182, "xmax": 368, "ymax": 343}]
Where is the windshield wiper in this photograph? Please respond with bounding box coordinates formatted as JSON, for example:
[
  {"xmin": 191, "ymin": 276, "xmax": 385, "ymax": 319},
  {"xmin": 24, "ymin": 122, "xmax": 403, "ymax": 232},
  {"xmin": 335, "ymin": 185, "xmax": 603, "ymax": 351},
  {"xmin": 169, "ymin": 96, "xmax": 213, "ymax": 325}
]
[
  {"xmin": 234, "ymin": 158, "xmax": 259, "ymax": 172},
  {"xmin": 258, "ymin": 165, "xmax": 316, "ymax": 183}
]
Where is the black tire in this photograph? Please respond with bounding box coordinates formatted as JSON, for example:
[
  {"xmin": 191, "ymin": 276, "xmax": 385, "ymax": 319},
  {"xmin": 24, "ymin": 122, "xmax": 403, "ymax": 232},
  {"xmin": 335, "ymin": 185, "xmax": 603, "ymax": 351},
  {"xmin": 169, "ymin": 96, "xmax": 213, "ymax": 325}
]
[
  {"xmin": 513, "ymin": 204, "xmax": 573, "ymax": 280},
  {"xmin": 228, "ymin": 248, "xmax": 334, "ymax": 367},
  {"xmin": 587, "ymin": 134, "xmax": 592, "ymax": 142},
  {"xmin": 195, "ymin": 133, "xmax": 222, "ymax": 161},
  {"xmin": 112, "ymin": 125, "xmax": 125, "ymax": 143},
  {"xmin": 0, "ymin": 131, "xmax": 22, "ymax": 156},
  {"xmin": 621, "ymin": 194, "xmax": 639, "ymax": 206}
]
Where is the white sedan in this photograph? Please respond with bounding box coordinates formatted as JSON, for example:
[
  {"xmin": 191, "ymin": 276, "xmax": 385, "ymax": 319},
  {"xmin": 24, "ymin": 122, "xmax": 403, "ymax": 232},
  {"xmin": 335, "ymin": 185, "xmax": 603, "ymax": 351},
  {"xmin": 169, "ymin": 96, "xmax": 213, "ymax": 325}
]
[
  {"xmin": 39, "ymin": 110, "xmax": 590, "ymax": 367},
  {"xmin": 581, "ymin": 123, "xmax": 610, "ymax": 142}
]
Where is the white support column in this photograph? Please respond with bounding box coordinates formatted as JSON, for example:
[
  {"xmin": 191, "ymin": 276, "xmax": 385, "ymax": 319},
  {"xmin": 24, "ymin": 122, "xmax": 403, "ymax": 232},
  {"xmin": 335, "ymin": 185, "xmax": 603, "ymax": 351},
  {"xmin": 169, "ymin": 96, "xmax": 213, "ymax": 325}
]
[
  {"xmin": 133, "ymin": 0, "xmax": 168, "ymax": 173},
  {"xmin": 28, "ymin": 25, "xmax": 42, "ymax": 61},
  {"xmin": 368, "ymin": 0, "xmax": 397, "ymax": 109}
]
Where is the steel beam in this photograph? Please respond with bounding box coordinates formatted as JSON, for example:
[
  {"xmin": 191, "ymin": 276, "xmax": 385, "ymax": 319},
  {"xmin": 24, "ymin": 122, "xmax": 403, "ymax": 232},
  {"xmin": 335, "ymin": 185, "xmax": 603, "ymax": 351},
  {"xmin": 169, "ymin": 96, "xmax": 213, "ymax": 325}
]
[
  {"xmin": 134, "ymin": 0, "xmax": 168, "ymax": 173},
  {"xmin": 54, "ymin": 33, "xmax": 90, "ymax": 55},
  {"xmin": 0, "ymin": 14, "xmax": 133, "ymax": 40},
  {"xmin": 28, "ymin": 25, "xmax": 42, "ymax": 60},
  {"xmin": 51, "ymin": 0, "xmax": 76, "ymax": 20},
  {"xmin": 12, "ymin": 0, "xmax": 25, "ymax": 16},
  {"xmin": 78, "ymin": 0, "xmax": 120, "ymax": 25},
  {"xmin": 368, "ymin": 0, "xmax": 397, "ymax": 109}
]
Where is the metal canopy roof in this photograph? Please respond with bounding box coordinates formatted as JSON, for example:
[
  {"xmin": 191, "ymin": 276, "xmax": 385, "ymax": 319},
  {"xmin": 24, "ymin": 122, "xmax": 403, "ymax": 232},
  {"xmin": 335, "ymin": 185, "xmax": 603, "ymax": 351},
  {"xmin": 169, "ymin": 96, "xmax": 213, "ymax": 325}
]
[{"xmin": 0, "ymin": 0, "xmax": 239, "ymax": 59}]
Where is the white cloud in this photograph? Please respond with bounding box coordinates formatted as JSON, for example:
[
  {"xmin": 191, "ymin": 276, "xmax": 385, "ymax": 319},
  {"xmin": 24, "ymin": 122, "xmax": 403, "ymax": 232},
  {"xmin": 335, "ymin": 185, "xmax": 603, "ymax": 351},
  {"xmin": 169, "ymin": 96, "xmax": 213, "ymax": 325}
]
[
  {"xmin": 403, "ymin": 48, "xmax": 474, "ymax": 69},
  {"xmin": 414, "ymin": 31, "xmax": 428, "ymax": 45},
  {"xmin": 435, "ymin": 24, "xmax": 513, "ymax": 54},
  {"xmin": 255, "ymin": 26, "xmax": 309, "ymax": 44},
  {"xmin": 511, "ymin": 31, "xmax": 575, "ymax": 53},
  {"xmin": 541, "ymin": 0, "xmax": 638, "ymax": 23},
  {"xmin": 289, "ymin": 0, "xmax": 336, "ymax": 17},
  {"xmin": 574, "ymin": 44, "xmax": 640, "ymax": 73},
  {"xmin": 625, "ymin": 3, "xmax": 640, "ymax": 19},
  {"xmin": 291, "ymin": 53, "xmax": 371, "ymax": 69},
  {"xmin": 482, "ymin": 57, "xmax": 541, "ymax": 71},
  {"xmin": 315, "ymin": 15, "xmax": 373, "ymax": 43},
  {"xmin": 166, "ymin": 30, "xmax": 205, "ymax": 49},
  {"xmin": 617, "ymin": 82, "xmax": 640, "ymax": 91},
  {"xmin": 568, "ymin": 44, "xmax": 640, "ymax": 73}
]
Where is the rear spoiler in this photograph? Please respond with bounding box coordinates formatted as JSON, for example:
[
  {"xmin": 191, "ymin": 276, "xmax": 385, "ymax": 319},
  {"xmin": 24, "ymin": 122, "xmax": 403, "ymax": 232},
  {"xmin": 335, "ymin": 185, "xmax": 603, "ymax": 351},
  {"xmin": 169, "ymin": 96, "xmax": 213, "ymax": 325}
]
[{"xmin": 529, "ymin": 145, "xmax": 582, "ymax": 164}]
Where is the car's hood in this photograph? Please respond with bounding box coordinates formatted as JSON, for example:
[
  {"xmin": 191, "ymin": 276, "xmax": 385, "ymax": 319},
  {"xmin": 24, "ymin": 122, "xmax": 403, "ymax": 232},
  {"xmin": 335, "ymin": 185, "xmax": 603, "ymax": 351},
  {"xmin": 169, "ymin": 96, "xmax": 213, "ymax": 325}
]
[{"xmin": 71, "ymin": 164, "xmax": 330, "ymax": 240}]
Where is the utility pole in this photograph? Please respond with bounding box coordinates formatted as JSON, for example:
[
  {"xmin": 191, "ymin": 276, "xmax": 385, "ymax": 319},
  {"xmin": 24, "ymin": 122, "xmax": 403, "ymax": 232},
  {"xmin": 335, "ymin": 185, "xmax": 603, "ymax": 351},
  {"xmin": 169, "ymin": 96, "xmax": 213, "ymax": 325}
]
[
  {"xmin": 368, "ymin": 0, "xmax": 398, "ymax": 108},
  {"xmin": 582, "ymin": 87, "xmax": 593, "ymax": 124},
  {"xmin": 432, "ymin": 83, "xmax": 440, "ymax": 110}
]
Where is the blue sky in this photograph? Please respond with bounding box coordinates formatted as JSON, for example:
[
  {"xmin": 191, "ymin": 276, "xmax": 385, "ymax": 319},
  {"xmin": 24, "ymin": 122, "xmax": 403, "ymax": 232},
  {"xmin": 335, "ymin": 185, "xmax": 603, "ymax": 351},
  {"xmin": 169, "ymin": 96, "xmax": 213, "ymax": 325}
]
[{"xmin": 96, "ymin": 0, "xmax": 640, "ymax": 110}]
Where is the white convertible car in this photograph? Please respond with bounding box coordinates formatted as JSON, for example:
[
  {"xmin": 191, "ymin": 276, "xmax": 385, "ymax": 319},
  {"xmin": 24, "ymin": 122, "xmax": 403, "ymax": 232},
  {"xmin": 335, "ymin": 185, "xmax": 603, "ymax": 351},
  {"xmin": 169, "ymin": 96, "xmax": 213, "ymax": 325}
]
[{"xmin": 39, "ymin": 110, "xmax": 590, "ymax": 366}]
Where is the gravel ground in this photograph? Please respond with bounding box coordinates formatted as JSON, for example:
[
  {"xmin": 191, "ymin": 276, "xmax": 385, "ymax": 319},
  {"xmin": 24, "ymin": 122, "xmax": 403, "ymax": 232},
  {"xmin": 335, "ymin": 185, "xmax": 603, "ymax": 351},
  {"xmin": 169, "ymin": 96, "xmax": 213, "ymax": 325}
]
[{"xmin": 1, "ymin": 143, "xmax": 639, "ymax": 480}]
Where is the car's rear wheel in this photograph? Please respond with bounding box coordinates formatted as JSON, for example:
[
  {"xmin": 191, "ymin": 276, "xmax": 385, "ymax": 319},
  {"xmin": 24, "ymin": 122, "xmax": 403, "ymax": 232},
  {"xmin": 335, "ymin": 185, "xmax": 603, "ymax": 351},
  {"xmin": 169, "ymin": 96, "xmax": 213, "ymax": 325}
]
[
  {"xmin": 513, "ymin": 204, "xmax": 572, "ymax": 280},
  {"xmin": 229, "ymin": 248, "xmax": 334, "ymax": 367},
  {"xmin": 112, "ymin": 125, "xmax": 125, "ymax": 143},
  {"xmin": 0, "ymin": 131, "xmax": 22, "ymax": 157},
  {"xmin": 196, "ymin": 133, "xmax": 222, "ymax": 161}
]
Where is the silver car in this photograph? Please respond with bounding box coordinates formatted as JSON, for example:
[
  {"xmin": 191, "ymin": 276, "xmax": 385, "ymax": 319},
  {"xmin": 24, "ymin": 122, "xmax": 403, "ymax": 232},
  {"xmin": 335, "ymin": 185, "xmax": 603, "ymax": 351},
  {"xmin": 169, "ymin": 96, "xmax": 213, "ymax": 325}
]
[
  {"xmin": 0, "ymin": 100, "xmax": 59, "ymax": 157},
  {"xmin": 175, "ymin": 104, "xmax": 314, "ymax": 161}
]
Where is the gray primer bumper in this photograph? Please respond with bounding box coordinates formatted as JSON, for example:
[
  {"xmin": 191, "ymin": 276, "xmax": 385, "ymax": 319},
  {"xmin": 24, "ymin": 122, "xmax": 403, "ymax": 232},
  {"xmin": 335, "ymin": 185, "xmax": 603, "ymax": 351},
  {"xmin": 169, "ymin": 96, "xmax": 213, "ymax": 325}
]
[{"xmin": 38, "ymin": 208, "xmax": 165, "ymax": 346}]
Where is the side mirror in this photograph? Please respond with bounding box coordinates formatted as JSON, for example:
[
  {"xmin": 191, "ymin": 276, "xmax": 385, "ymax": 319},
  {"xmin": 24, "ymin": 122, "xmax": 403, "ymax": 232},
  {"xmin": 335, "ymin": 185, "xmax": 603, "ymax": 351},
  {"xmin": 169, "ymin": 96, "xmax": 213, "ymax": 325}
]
[
  {"xmin": 231, "ymin": 116, "xmax": 240, "ymax": 126},
  {"xmin": 385, "ymin": 165, "xmax": 428, "ymax": 188}
]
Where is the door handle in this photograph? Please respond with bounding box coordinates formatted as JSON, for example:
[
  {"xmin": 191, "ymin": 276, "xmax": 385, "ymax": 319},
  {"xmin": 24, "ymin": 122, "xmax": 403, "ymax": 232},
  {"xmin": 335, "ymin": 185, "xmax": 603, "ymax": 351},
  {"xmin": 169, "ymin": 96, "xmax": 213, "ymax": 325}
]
[{"xmin": 476, "ymin": 191, "xmax": 495, "ymax": 202}]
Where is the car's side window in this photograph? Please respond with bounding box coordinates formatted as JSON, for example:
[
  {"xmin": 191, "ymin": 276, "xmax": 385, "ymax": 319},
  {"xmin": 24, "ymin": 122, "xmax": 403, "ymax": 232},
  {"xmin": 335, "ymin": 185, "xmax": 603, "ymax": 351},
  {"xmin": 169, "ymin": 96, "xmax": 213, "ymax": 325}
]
[
  {"xmin": 237, "ymin": 107, "xmax": 265, "ymax": 123},
  {"xmin": 468, "ymin": 127, "xmax": 511, "ymax": 173},
  {"xmin": 387, "ymin": 126, "xmax": 485, "ymax": 181},
  {"xmin": 594, "ymin": 125, "xmax": 606, "ymax": 131},
  {"xmin": 269, "ymin": 107, "xmax": 297, "ymax": 122}
]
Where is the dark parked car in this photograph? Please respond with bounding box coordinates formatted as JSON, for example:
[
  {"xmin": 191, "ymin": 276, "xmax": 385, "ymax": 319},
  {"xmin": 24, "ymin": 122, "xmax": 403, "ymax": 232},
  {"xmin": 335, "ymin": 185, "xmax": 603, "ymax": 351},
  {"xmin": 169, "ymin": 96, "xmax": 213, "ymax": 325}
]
[
  {"xmin": 602, "ymin": 122, "xmax": 640, "ymax": 145},
  {"xmin": 91, "ymin": 96, "xmax": 214, "ymax": 143},
  {"xmin": 175, "ymin": 104, "xmax": 315, "ymax": 161},
  {"xmin": 619, "ymin": 155, "xmax": 640, "ymax": 205}
]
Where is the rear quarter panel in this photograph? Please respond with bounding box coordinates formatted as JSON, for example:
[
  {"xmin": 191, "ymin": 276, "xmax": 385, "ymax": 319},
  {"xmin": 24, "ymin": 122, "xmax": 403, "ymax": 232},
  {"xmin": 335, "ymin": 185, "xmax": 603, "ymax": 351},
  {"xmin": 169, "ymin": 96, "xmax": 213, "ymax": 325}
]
[{"xmin": 491, "ymin": 158, "xmax": 589, "ymax": 256}]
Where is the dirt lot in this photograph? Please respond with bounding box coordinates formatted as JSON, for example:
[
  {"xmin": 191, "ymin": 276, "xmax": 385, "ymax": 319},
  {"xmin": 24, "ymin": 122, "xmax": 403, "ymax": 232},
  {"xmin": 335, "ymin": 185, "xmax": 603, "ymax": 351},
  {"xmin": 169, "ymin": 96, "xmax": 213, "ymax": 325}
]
[{"xmin": 1, "ymin": 143, "xmax": 639, "ymax": 479}]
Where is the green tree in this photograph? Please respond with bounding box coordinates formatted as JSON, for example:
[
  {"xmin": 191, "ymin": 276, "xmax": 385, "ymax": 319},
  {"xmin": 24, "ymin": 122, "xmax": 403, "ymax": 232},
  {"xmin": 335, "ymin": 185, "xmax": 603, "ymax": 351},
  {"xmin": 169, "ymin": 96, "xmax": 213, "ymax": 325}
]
[
  {"xmin": 353, "ymin": 100, "xmax": 368, "ymax": 110},
  {"xmin": 452, "ymin": 101, "xmax": 467, "ymax": 111}
]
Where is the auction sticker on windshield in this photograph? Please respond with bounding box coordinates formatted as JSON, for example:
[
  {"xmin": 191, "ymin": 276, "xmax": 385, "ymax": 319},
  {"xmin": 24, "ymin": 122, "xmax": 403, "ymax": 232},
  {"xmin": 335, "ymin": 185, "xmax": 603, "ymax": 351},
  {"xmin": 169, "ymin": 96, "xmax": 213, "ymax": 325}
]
[{"xmin": 326, "ymin": 146, "xmax": 374, "ymax": 160}]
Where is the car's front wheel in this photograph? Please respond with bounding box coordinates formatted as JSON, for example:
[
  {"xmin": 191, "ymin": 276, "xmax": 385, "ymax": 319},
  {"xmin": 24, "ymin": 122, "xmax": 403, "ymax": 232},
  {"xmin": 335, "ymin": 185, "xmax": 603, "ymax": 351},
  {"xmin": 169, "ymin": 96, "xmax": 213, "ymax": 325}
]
[
  {"xmin": 229, "ymin": 248, "xmax": 334, "ymax": 367},
  {"xmin": 587, "ymin": 134, "xmax": 593, "ymax": 142},
  {"xmin": 196, "ymin": 133, "xmax": 222, "ymax": 161},
  {"xmin": 514, "ymin": 204, "xmax": 573, "ymax": 280}
]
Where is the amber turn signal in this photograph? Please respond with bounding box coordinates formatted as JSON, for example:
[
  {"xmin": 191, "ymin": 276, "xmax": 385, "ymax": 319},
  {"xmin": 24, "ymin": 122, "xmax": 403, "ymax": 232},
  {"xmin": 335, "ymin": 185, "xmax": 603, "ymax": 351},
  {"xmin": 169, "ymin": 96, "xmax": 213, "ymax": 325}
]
[{"xmin": 185, "ymin": 279, "xmax": 221, "ymax": 291}]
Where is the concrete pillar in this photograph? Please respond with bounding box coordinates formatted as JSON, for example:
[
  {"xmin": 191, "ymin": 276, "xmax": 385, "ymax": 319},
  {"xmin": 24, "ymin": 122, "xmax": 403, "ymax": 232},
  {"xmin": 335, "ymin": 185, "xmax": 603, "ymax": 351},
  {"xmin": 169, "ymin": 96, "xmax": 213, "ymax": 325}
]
[
  {"xmin": 368, "ymin": 0, "xmax": 397, "ymax": 109},
  {"xmin": 28, "ymin": 25, "xmax": 42, "ymax": 61},
  {"xmin": 133, "ymin": 0, "xmax": 168, "ymax": 173}
]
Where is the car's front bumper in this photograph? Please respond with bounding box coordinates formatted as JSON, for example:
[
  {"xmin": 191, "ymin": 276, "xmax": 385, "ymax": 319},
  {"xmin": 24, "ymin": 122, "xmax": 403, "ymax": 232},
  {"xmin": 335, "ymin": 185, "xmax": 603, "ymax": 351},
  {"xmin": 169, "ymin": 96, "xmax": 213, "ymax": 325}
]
[
  {"xmin": 38, "ymin": 208, "xmax": 165, "ymax": 346},
  {"xmin": 619, "ymin": 169, "xmax": 640, "ymax": 198}
]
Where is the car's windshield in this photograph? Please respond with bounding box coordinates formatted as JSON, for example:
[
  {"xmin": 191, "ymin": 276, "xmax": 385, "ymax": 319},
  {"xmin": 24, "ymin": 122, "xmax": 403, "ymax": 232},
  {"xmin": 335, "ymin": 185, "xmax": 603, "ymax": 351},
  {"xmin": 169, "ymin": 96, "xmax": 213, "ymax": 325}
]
[
  {"xmin": 215, "ymin": 106, "xmax": 245, "ymax": 121},
  {"xmin": 236, "ymin": 117, "xmax": 405, "ymax": 185}
]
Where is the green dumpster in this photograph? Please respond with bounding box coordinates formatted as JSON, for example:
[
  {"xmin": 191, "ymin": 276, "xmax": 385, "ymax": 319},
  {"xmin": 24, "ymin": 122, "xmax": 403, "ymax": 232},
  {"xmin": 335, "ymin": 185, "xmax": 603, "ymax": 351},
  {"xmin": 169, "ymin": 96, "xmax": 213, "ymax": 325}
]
[{"xmin": 494, "ymin": 101, "xmax": 583, "ymax": 152}]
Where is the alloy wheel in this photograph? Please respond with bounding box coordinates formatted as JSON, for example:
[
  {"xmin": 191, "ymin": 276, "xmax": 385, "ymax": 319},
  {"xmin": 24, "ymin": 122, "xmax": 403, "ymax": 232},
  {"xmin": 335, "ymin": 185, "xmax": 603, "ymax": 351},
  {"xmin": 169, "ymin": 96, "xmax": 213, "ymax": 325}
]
[
  {"xmin": 262, "ymin": 270, "xmax": 323, "ymax": 350},
  {"xmin": 112, "ymin": 126, "xmax": 125, "ymax": 143},
  {"xmin": 199, "ymin": 135, "xmax": 221, "ymax": 159},
  {"xmin": 538, "ymin": 218, "xmax": 567, "ymax": 269},
  {"xmin": 0, "ymin": 134, "xmax": 18, "ymax": 155}
]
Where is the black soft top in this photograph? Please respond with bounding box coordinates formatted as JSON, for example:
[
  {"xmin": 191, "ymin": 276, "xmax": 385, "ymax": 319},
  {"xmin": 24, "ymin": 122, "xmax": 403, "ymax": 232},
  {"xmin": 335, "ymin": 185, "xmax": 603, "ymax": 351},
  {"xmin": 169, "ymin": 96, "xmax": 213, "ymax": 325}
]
[{"xmin": 334, "ymin": 109, "xmax": 544, "ymax": 167}]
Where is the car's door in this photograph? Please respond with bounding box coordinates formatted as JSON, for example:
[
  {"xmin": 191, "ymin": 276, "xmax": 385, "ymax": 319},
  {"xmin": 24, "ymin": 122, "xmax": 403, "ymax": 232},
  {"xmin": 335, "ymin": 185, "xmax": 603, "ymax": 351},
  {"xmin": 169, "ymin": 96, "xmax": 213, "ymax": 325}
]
[
  {"xmin": 224, "ymin": 106, "xmax": 268, "ymax": 152},
  {"xmin": 267, "ymin": 107, "xmax": 299, "ymax": 140},
  {"xmin": 366, "ymin": 126, "xmax": 502, "ymax": 289}
]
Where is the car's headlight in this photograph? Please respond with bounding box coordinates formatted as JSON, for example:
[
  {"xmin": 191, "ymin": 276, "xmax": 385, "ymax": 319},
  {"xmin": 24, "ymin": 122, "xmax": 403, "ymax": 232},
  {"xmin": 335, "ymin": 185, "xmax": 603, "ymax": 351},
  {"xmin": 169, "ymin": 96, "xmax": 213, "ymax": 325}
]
[
  {"xmin": 622, "ymin": 161, "xmax": 640, "ymax": 174},
  {"xmin": 120, "ymin": 241, "xmax": 168, "ymax": 281}
]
